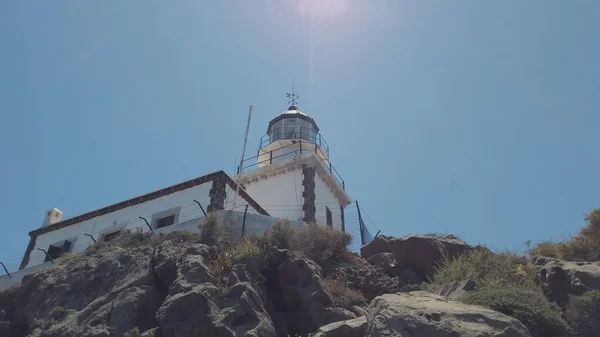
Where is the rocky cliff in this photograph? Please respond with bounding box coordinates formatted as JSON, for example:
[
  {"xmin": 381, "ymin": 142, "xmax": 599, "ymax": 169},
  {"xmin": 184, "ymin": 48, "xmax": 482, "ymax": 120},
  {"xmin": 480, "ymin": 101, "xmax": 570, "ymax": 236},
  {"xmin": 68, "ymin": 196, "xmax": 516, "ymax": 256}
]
[{"xmin": 1, "ymin": 225, "xmax": 598, "ymax": 337}]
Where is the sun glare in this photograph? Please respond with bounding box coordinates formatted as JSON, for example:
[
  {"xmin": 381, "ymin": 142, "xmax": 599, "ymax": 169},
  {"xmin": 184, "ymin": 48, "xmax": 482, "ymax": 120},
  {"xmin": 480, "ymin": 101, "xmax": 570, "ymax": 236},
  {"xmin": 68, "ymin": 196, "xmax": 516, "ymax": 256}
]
[{"xmin": 297, "ymin": 0, "xmax": 349, "ymax": 18}]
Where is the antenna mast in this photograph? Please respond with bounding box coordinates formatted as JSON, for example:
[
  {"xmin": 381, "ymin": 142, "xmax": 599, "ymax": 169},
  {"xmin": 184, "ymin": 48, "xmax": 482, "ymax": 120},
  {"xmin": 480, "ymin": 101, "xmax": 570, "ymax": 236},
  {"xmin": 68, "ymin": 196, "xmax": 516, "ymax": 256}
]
[{"xmin": 233, "ymin": 104, "xmax": 254, "ymax": 209}]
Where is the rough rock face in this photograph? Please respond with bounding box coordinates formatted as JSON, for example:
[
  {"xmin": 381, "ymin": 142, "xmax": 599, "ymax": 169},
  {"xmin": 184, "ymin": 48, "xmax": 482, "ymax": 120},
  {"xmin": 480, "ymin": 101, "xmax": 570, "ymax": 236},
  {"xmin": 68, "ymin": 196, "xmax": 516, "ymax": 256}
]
[
  {"xmin": 328, "ymin": 254, "xmax": 399, "ymax": 301},
  {"xmin": 428, "ymin": 279, "xmax": 476, "ymax": 299},
  {"xmin": 313, "ymin": 316, "xmax": 367, "ymax": 337},
  {"xmin": 533, "ymin": 256, "xmax": 600, "ymax": 306},
  {"xmin": 0, "ymin": 234, "xmax": 357, "ymax": 337},
  {"xmin": 361, "ymin": 234, "xmax": 474, "ymax": 279},
  {"xmin": 365, "ymin": 291, "xmax": 531, "ymax": 337}
]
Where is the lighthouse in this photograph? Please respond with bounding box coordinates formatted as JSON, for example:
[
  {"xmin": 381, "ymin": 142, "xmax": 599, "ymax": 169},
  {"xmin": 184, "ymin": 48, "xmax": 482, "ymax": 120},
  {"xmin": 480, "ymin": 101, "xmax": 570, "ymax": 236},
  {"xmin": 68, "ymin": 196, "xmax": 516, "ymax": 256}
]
[{"xmin": 238, "ymin": 92, "xmax": 351, "ymax": 230}]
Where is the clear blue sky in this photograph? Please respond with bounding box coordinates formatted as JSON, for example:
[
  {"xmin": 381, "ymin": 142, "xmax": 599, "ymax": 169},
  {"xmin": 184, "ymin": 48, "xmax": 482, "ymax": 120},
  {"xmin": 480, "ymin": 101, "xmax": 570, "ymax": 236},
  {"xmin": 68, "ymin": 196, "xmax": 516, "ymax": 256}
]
[{"xmin": 1, "ymin": 1, "xmax": 599, "ymax": 264}]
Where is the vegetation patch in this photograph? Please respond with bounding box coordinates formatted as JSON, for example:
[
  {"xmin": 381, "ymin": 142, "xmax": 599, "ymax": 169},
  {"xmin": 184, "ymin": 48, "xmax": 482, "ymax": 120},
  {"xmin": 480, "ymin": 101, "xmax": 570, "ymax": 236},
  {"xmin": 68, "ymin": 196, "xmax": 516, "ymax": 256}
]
[
  {"xmin": 566, "ymin": 290, "xmax": 600, "ymax": 337},
  {"xmin": 430, "ymin": 248, "xmax": 539, "ymax": 291},
  {"xmin": 211, "ymin": 238, "xmax": 266, "ymax": 280},
  {"xmin": 324, "ymin": 277, "xmax": 366, "ymax": 310},
  {"xmin": 460, "ymin": 286, "xmax": 567, "ymax": 337},
  {"xmin": 198, "ymin": 213, "xmax": 224, "ymax": 246},
  {"xmin": 528, "ymin": 208, "xmax": 600, "ymax": 262},
  {"xmin": 123, "ymin": 327, "xmax": 140, "ymax": 337}
]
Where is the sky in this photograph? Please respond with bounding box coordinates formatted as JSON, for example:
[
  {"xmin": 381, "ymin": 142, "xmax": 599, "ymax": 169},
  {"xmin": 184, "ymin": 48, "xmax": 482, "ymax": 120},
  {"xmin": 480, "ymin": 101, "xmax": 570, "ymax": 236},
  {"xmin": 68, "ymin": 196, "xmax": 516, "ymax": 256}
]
[{"xmin": 1, "ymin": 1, "xmax": 599, "ymax": 267}]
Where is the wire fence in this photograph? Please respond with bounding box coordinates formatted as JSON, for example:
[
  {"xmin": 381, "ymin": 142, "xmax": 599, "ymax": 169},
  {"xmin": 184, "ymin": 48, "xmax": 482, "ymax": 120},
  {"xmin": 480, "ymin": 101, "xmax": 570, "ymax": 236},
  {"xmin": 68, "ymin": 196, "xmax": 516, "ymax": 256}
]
[{"xmin": 0, "ymin": 200, "xmax": 378, "ymax": 277}]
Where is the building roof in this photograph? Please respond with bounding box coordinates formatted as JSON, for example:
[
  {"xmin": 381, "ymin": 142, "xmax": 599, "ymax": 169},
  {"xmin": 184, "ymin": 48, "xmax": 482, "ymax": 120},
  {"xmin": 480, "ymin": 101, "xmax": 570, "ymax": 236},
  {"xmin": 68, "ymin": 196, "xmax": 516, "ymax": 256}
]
[
  {"xmin": 27, "ymin": 170, "xmax": 268, "ymax": 237},
  {"xmin": 266, "ymin": 107, "xmax": 319, "ymax": 134}
]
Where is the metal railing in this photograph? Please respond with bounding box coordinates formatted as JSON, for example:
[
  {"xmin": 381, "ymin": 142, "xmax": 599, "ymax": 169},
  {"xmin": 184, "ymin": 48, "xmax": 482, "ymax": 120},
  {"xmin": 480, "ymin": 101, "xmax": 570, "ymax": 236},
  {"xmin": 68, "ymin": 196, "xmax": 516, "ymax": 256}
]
[
  {"xmin": 240, "ymin": 139, "xmax": 346, "ymax": 191},
  {"xmin": 259, "ymin": 127, "xmax": 330, "ymax": 158}
]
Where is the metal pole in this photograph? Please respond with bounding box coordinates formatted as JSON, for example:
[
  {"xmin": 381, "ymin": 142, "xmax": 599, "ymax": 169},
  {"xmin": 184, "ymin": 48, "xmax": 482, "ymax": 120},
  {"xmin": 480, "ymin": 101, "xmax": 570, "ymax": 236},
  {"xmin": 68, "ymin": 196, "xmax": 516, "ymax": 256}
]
[
  {"xmin": 241, "ymin": 205, "xmax": 249, "ymax": 238},
  {"xmin": 233, "ymin": 104, "xmax": 254, "ymax": 210},
  {"xmin": 193, "ymin": 199, "xmax": 207, "ymax": 217},
  {"xmin": 270, "ymin": 151, "xmax": 272, "ymax": 164},
  {"xmin": 374, "ymin": 230, "xmax": 381, "ymax": 238},
  {"xmin": 139, "ymin": 216, "xmax": 155, "ymax": 235},
  {"xmin": 0, "ymin": 262, "xmax": 11, "ymax": 278},
  {"xmin": 356, "ymin": 201, "xmax": 365, "ymax": 246},
  {"xmin": 84, "ymin": 233, "xmax": 97, "ymax": 243},
  {"xmin": 37, "ymin": 248, "xmax": 54, "ymax": 264}
]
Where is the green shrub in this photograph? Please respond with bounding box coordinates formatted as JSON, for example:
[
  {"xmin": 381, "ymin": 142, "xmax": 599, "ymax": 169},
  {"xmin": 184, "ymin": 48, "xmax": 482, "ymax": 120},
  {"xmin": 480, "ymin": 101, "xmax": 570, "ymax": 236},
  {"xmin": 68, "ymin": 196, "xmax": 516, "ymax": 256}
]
[
  {"xmin": 49, "ymin": 306, "xmax": 66, "ymax": 319},
  {"xmin": 324, "ymin": 277, "xmax": 366, "ymax": 310},
  {"xmin": 460, "ymin": 286, "xmax": 567, "ymax": 337},
  {"xmin": 566, "ymin": 290, "xmax": 600, "ymax": 337},
  {"xmin": 431, "ymin": 248, "xmax": 539, "ymax": 291},
  {"xmin": 124, "ymin": 327, "xmax": 140, "ymax": 337},
  {"xmin": 199, "ymin": 213, "xmax": 224, "ymax": 246},
  {"xmin": 528, "ymin": 208, "xmax": 600, "ymax": 262}
]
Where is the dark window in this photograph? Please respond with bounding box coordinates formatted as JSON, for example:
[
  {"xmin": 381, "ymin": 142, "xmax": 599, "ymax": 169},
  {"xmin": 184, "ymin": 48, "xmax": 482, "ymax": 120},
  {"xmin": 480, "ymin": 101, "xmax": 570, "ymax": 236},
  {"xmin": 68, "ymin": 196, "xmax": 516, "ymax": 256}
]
[
  {"xmin": 103, "ymin": 231, "xmax": 121, "ymax": 242},
  {"xmin": 45, "ymin": 240, "xmax": 72, "ymax": 262},
  {"xmin": 156, "ymin": 214, "xmax": 176, "ymax": 229},
  {"xmin": 326, "ymin": 207, "xmax": 333, "ymax": 227}
]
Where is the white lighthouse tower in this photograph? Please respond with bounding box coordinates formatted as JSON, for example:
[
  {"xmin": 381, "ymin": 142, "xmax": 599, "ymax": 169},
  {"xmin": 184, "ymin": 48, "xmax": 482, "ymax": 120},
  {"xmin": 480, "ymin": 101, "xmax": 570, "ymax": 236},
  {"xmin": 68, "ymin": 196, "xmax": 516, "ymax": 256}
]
[{"xmin": 238, "ymin": 91, "xmax": 351, "ymax": 230}]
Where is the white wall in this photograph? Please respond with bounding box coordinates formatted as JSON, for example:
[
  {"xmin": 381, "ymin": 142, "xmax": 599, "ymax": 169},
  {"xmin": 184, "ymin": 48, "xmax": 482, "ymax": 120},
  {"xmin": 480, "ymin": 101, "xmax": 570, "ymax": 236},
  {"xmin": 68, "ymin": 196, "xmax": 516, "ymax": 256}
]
[
  {"xmin": 223, "ymin": 185, "xmax": 262, "ymax": 215},
  {"xmin": 314, "ymin": 172, "xmax": 344, "ymax": 231},
  {"xmin": 243, "ymin": 169, "xmax": 305, "ymax": 221},
  {"xmin": 27, "ymin": 182, "xmax": 220, "ymax": 268}
]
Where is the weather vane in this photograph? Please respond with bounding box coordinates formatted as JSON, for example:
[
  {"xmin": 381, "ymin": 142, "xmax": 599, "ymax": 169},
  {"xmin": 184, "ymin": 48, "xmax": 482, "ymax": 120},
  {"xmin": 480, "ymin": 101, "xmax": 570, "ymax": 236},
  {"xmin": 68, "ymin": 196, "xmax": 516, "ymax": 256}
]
[{"xmin": 286, "ymin": 85, "xmax": 299, "ymax": 106}]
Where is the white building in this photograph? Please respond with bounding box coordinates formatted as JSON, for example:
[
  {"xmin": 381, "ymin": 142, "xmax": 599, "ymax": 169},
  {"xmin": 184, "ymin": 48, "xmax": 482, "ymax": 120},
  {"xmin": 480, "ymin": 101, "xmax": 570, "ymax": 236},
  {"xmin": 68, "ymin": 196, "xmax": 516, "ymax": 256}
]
[{"xmin": 9, "ymin": 99, "xmax": 357, "ymax": 285}]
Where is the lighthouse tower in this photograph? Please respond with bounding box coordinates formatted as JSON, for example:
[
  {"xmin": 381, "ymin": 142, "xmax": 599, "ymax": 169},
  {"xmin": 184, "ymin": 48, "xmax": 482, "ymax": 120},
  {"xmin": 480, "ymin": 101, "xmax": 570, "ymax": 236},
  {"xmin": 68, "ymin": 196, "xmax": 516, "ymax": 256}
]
[{"xmin": 238, "ymin": 93, "xmax": 351, "ymax": 230}]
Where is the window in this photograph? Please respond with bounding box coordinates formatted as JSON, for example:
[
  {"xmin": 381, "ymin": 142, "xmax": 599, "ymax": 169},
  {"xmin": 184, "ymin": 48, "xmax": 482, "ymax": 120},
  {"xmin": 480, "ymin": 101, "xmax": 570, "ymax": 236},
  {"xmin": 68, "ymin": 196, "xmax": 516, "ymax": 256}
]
[
  {"xmin": 326, "ymin": 206, "xmax": 333, "ymax": 227},
  {"xmin": 156, "ymin": 214, "xmax": 176, "ymax": 229},
  {"xmin": 44, "ymin": 240, "xmax": 72, "ymax": 262},
  {"xmin": 102, "ymin": 231, "xmax": 121, "ymax": 242}
]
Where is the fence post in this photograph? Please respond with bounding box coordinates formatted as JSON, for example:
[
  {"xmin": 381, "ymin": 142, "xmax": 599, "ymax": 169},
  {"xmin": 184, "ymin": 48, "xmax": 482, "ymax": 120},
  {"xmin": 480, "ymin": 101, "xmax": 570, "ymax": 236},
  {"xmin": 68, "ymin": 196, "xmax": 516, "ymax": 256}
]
[
  {"xmin": 139, "ymin": 216, "xmax": 155, "ymax": 235},
  {"xmin": 299, "ymin": 140, "xmax": 302, "ymax": 155},
  {"xmin": 84, "ymin": 233, "xmax": 97, "ymax": 243},
  {"xmin": 269, "ymin": 151, "xmax": 273, "ymax": 164},
  {"xmin": 0, "ymin": 262, "xmax": 11, "ymax": 278},
  {"xmin": 37, "ymin": 248, "xmax": 54, "ymax": 264},
  {"xmin": 241, "ymin": 205, "xmax": 249, "ymax": 238},
  {"xmin": 193, "ymin": 199, "xmax": 207, "ymax": 217},
  {"xmin": 374, "ymin": 230, "xmax": 381, "ymax": 238},
  {"xmin": 356, "ymin": 201, "xmax": 365, "ymax": 246}
]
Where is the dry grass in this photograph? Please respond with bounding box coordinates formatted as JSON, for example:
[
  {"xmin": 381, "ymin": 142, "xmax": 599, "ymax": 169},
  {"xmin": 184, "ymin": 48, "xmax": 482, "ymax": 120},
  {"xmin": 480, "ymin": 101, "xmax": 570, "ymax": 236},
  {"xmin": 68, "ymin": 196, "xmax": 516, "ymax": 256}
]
[
  {"xmin": 528, "ymin": 208, "xmax": 600, "ymax": 262},
  {"xmin": 430, "ymin": 248, "xmax": 540, "ymax": 292},
  {"xmin": 210, "ymin": 238, "xmax": 266, "ymax": 280},
  {"xmin": 324, "ymin": 277, "xmax": 367, "ymax": 310},
  {"xmin": 198, "ymin": 213, "xmax": 224, "ymax": 246}
]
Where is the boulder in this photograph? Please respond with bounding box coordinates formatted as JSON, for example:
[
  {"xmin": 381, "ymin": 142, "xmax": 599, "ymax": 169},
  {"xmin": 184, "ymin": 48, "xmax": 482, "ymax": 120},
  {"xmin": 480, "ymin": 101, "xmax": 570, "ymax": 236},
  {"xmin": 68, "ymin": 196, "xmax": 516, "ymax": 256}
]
[
  {"xmin": 313, "ymin": 316, "xmax": 367, "ymax": 337},
  {"xmin": 428, "ymin": 279, "xmax": 476, "ymax": 299},
  {"xmin": 367, "ymin": 253, "xmax": 402, "ymax": 276},
  {"xmin": 328, "ymin": 255, "xmax": 399, "ymax": 301},
  {"xmin": 533, "ymin": 256, "xmax": 600, "ymax": 306},
  {"xmin": 361, "ymin": 234, "xmax": 474, "ymax": 279},
  {"xmin": 365, "ymin": 291, "xmax": 531, "ymax": 337},
  {"xmin": 278, "ymin": 256, "xmax": 355, "ymax": 335}
]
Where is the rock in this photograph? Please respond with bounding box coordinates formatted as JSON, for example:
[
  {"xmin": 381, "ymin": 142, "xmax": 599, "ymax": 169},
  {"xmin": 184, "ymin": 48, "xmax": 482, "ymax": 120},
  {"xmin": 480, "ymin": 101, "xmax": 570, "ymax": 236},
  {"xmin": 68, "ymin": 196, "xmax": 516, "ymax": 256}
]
[
  {"xmin": 140, "ymin": 327, "xmax": 158, "ymax": 337},
  {"xmin": 367, "ymin": 253, "xmax": 402, "ymax": 276},
  {"xmin": 313, "ymin": 316, "xmax": 367, "ymax": 337},
  {"xmin": 361, "ymin": 234, "xmax": 474, "ymax": 279},
  {"xmin": 365, "ymin": 291, "xmax": 531, "ymax": 337},
  {"xmin": 533, "ymin": 256, "xmax": 600, "ymax": 306},
  {"xmin": 278, "ymin": 256, "xmax": 355, "ymax": 335},
  {"xmin": 398, "ymin": 268, "xmax": 423, "ymax": 287},
  {"xmin": 428, "ymin": 279, "xmax": 476, "ymax": 299},
  {"xmin": 328, "ymin": 255, "xmax": 399, "ymax": 301}
]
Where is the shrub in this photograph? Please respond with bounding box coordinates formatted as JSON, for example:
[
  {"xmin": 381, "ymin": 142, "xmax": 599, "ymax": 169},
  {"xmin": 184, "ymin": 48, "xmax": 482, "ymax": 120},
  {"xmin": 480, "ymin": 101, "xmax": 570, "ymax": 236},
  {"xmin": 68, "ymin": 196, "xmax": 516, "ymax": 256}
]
[
  {"xmin": 257, "ymin": 220, "xmax": 295, "ymax": 250},
  {"xmin": 199, "ymin": 213, "xmax": 224, "ymax": 246},
  {"xmin": 49, "ymin": 306, "xmax": 66, "ymax": 319},
  {"xmin": 211, "ymin": 239, "xmax": 266, "ymax": 279},
  {"xmin": 324, "ymin": 277, "xmax": 366, "ymax": 310},
  {"xmin": 57, "ymin": 252, "xmax": 81, "ymax": 266},
  {"xmin": 124, "ymin": 327, "xmax": 140, "ymax": 337},
  {"xmin": 566, "ymin": 290, "xmax": 600, "ymax": 337},
  {"xmin": 291, "ymin": 223, "xmax": 352, "ymax": 273},
  {"xmin": 430, "ymin": 248, "xmax": 539, "ymax": 291},
  {"xmin": 528, "ymin": 208, "xmax": 600, "ymax": 262},
  {"xmin": 460, "ymin": 286, "xmax": 568, "ymax": 337}
]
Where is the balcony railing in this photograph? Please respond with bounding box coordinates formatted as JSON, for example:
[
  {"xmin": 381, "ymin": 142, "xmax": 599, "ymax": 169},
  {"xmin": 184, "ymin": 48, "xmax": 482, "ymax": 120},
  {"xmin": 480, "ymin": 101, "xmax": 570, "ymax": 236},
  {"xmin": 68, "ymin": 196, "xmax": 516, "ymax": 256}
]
[
  {"xmin": 259, "ymin": 127, "xmax": 330, "ymax": 158},
  {"xmin": 239, "ymin": 139, "xmax": 345, "ymax": 191}
]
